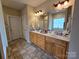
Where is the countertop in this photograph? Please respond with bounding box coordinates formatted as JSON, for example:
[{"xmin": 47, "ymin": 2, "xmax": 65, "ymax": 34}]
[{"xmin": 31, "ymin": 31, "xmax": 70, "ymax": 42}]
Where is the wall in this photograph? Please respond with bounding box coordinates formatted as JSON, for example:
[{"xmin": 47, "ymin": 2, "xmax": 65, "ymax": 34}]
[
  {"xmin": 0, "ymin": 0, "xmax": 8, "ymax": 59},
  {"xmin": 3, "ymin": 6, "xmax": 21, "ymax": 26},
  {"xmin": 27, "ymin": 5, "xmax": 35, "ymax": 28},
  {"xmin": 52, "ymin": 12, "xmax": 65, "ymax": 19},
  {"xmin": 3, "ymin": 6, "xmax": 21, "ymax": 16},
  {"xmin": 21, "ymin": 6, "xmax": 28, "ymax": 42},
  {"xmin": 68, "ymin": 0, "xmax": 79, "ymax": 59},
  {"xmin": 21, "ymin": 5, "xmax": 35, "ymax": 43}
]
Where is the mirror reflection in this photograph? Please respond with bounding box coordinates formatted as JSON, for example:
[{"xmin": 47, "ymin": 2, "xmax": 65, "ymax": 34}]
[{"xmin": 31, "ymin": 6, "xmax": 72, "ymax": 36}]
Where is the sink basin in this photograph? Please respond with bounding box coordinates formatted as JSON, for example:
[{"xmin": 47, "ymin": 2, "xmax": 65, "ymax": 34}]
[{"xmin": 48, "ymin": 31, "xmax": 63, "ymax": 36}]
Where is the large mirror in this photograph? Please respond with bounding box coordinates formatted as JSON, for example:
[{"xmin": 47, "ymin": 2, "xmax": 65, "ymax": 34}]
[
  {"xmin": 44, "ymin": 6, "xmax": 72, "ymax": 32},
  {"xmin": 48, "ymin": 6, "xmax": 72, "ymax": 32},
  {"xmin": 32, "ymin": 6, "xmax": 72, "ymax": 34},
  {"xmin": 48, "ymin": 11, "xmax": 65, "ymax": 31}
]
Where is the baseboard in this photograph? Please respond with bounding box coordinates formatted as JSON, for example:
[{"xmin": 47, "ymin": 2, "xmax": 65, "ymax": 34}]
[{"xmin": 8, "ymin": 37, "xmax": 26, "ymax": 43}]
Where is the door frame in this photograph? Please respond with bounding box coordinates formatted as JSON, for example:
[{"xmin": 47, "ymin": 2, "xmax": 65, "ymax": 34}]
[{"xmin": 0, "ymin": 33, "xmax": 4, "ymax": 59}]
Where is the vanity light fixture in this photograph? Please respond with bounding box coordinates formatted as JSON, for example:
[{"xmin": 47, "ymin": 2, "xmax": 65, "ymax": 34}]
[
  {"xmin": 34, "ymin": 10, "xmax": 44, "ymax": 16},
  {"xmin": 53, "ymin": 0, "xmax": 69, "ymax": 10},
  {"xmin": 63, "ymin": 0, "xmax": 69, "ymax": 8},
  {"xmin": 56, "ymin": 2, "xmax": 63, "ymax": 10}
]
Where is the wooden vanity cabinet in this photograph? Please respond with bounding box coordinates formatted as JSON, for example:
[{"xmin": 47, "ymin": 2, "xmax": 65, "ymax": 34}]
[
  {"xmin": 45, "ymin": 37, "xmax": 55, "ymax": 55},
  {"xmin": 30, "ymin": 32, "xmax": 69, "ymax": 59},
  {"xmin": 54, "ymin": 44, "xmax": 67, "ymax": 59},
  {"xmin": 30, "ymin": 32, "xmax": 37, "ymax": 45},
  {"xmin": 37, "ymin": 34, "xmax": 45, "ymax": 50},
  {"xmin": 30, "ymin": 32, "xmax": 45, "ymax": 50},
  {"xmin": 54, "ymin": 40, "xmax": 68, "ymax": 59},
  {"xmin": 46, "ymin": 36, "xmax": 69, "ymax": 59}
]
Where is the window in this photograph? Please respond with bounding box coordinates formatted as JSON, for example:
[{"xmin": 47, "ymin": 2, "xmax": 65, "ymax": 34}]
[{"xmin": 53, "ymin": 18, "xmax": 65, "ymax": 30}]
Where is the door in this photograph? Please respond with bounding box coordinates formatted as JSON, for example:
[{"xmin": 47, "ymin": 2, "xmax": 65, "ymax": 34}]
[
  {"xmin": 8, "ymin": 16, "xmax": 22, "ymax": 41},
  {"xmin": 0, "ymin": 34, "xmax": 4, "ymax": 59}
]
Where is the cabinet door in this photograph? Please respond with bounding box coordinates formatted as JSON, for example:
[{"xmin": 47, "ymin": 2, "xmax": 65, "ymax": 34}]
[
  {"xmin": 45, "ymin": 40, "xmax": 52, "ymax": 55},
  {"xmin": 37, "ymin": 34, "xmax": 45, "ymax": 50},
  {"xmin": 54, "ymin": 44, "xmax": 66, "ymax": 59},
  {"xmin": 30, "ymin": 32, "xmax": 36, "ymax": 44},
  {"xmin": 30, "ymin": 32, "xmax": 34, "ymax": 43},
  {"xmin": 45, "ymin": 37, "xmax": 55, "ymax": 55}
]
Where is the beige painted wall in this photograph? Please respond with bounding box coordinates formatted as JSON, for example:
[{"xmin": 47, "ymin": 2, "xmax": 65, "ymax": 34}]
[
  {"xmin": 3, "ymin": 6, "xmax": 21, "ymax": 16},
  {"xmin": 3, "ymin": 6, "xmax": 21, "ymax": 26},
  {"xmin": 52, "ymin": 12, "xmax": 65, "ymax": 19},
  {"xmin": 2, "ymin": 6, "xmax": 21, "ymax": 26},
  {"xmin": 21, "ymin": 5, "xmax": 36, "ymax": 43},
  {"xmin": 27, "ymin": 5, "xmax": 35, "ymax": 27}
]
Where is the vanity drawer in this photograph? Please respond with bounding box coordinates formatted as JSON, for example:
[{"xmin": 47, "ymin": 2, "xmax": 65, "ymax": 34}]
[
  {"xmin": 46, "ymin": 36, "xmax": 68, "ymax": 47},
  {"xmin": 54, "ymin": 39, "xmax": 68, "ymax": 47}
]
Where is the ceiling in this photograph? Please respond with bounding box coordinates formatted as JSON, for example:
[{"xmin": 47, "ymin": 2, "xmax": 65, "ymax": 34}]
[
  {"xmin": 1, "ymin": 0, "xmax": 47, "ymax": 10},
  {"xmin": 13, "ymin": 0, "xmax": 46, "ymax": 7},
  {"xmin": 1, "ymin": 0, "xmax": 25, "ymax": 10}
]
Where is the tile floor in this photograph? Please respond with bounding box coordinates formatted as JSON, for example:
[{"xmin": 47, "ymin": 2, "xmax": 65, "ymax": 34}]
[{"xmin": 8, "ymin": 39, "xmax": 55, "ymax": 59}]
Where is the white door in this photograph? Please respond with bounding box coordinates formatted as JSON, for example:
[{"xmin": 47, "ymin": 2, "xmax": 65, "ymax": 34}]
[{"xmin": 8, "ymin": 16, "xmax": 22, "ymax": 40}]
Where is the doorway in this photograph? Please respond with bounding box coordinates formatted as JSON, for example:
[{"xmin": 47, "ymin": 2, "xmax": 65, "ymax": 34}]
[{"xmin": 7, "ymin": 16, "xmax": 23, "ymax": 41}]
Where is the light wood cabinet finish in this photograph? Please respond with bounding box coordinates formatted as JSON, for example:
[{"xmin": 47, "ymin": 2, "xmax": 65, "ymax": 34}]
[
  {"xmin": 54, "ymin": 44, "xmax": 66, "ymax": 59},
  {"xmin": 30, "ymin": 32, "xmax": 69, "ymax": 59},
  {"xmin": 30, "ymin": 32, "xmax": 37, "ymax": 45},
  {"xmin": 46, "ymin": 36, "xmax": 68, "ymax": 59},
  {"xmin": 30, "ymin": 32, "xmax": 45, "ymax": 50},
  {"xmin": 45, "ymin": 37, "xmax": 55, "ymax": 55},
  {"xmin": 37, "ymin": 34, "xmax": 45, "ymax": 50}
]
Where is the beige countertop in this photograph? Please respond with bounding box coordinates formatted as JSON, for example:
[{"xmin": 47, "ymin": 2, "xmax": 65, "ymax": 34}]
[{"xmin": 31, "ymin": 31, "xmax": 70, "ymax": 42}]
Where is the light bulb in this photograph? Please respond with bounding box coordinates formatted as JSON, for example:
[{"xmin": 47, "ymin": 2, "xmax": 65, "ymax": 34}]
[
  {"xmin": 35, "ymin": 13, "xmax": 39, "ymax": 16},
  {"xmin": 38, "ymin": 12, "xmax": 41, "ymax": 15},
  {"xmin": 35, "ymin": 14, "xmax": 37, "ymax": 16},
  {"xmin": 57, "ymin": 4, "xmax": 63, "ymax": 10},
  {"xmin": 64, "ymin": 1, "xmax": 69, "ymax": 8},
  {"xmin": 58, "ymin": 4, "xmax": 61, "ymax": 8}
]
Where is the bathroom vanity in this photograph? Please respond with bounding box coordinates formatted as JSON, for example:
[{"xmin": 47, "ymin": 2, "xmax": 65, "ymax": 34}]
[{"xmin": 30, "ymin": 31, "xmax": 69, "ymax": 59}]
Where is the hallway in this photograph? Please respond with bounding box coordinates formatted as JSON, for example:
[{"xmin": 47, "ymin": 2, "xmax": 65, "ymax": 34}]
[{"xmin": 8, "ymin": 39, "xmax": 55, "ymax": 59}]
